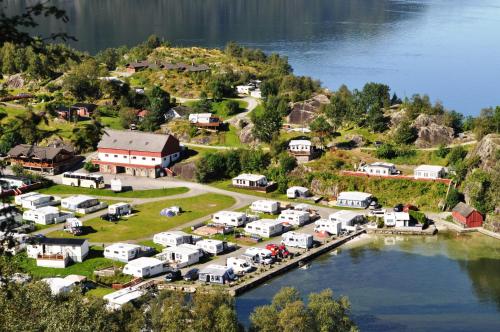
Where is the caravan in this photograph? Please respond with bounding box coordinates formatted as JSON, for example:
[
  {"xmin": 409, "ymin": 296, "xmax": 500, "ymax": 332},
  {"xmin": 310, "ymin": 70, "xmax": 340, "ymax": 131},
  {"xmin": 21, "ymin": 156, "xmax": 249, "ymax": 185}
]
[
  {"xmin": 198, "ymin": 264, "xmax": 236, "ymax": 284},
  {"xmin": 314, "ymin": 219, "xmax": 342, "ymax": 235},
  {"xmin": 108, "ymin": 202, "xmax": 131, "ymax": 216},
  {"xmin": 226, "ymin": 257, "xmax": 253, "ymax": 275},
  {"xmin": 250, "ymin": 200, "xmax": 280, "ymax": 214},
  {"xmin": 153, "ymin": 231, "xmax": 192, "ymax": 247},
  {"xmin": 123, "ymin": 257, "xmax": 167, "ymax": 278},
  {"xmin": 212, "ymin": 211, "xmax": 247, "ymax": 227},
  {"xmin": 243, "ymin": 247, "xmax": 274, "ymax": 265},
  {"xmin": 244, "ymin": 219, "xmax": 283, "ymax": 238},
  {"xmin": 195, "ymin": 239, "xmax": 225, "ymax": 255},
  {"xmin": 281, "ymin": 231, "xmax": 313, "ymax": 249},
  {"xmin": 277, "ymin": 209, "xmax": 310, "ymax": 226},
  {"xmin": 104, "ymin": 243, "xmax": 142, "ymax": 262},
  {"xmin": 23, "ymin": 206, "xmax": 73, "ymax": 225},
  {"xmin": 20, "ymin": 194, "xmax": 59, "ymax": 210},
  {"xmin": 157, "ymin": 244, "xmax": 202, "ymax": 268},
  {"xmin": 286, "ymin": 186, "xmax": 310, "ymax": 199}
]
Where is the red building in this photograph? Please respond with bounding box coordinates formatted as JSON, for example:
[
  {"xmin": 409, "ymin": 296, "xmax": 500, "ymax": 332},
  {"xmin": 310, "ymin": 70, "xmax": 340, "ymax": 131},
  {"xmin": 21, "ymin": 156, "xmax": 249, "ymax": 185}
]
[{"xmin": 452, "ymin": 202, "xmax": 483, "ymax": 228}]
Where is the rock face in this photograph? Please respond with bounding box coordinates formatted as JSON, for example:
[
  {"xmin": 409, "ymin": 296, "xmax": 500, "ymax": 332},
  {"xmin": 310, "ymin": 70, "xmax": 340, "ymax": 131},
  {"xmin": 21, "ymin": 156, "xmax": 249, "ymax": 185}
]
[
  {"xmin": 171, "ymin": 161, "xmax": 196, "ymax": 180},
  {"xmin": 5, "ymin": 74, "xmax": 25, "ymax": 89},
  {"xmin": 286, "ymin": 94, "xmax": 330, "ymax": 126},
  {"xmin": 412, "ymin": 114, "xmax": 454, "ymax": 148},
  {"xmin": 467, "ymin": 133, "xmax": 500, "ymax": 171},
  {"xmin": 238, "ymin": 122, "xmax": 256, "ymax": 144},
  {"xmin": 310, "ymin": 178, "xmax": 339, "ymax": 197}
]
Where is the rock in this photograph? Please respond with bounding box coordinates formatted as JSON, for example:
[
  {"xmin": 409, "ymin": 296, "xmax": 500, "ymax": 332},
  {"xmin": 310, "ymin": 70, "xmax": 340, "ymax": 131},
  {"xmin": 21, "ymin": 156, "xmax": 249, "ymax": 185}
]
[
  {"xmin": 413, "ymin": 113, "xmax": 436, "ymax": 129},
  {"xmin": 171, "ymin": 161, "xmax": 196, "ymax": 180},
  {"xmin": 467, "ymin": 133, "xmax": 500, "ymax": 171},
  {"xmin": 389, "ymin": 109, "xmax": 407, "ymax": 127},
  {"xmin": 5, "ymin": 74, "xmax": 24, "ymax": 89},
  {"xmin": 345, "ymin": 134, "xmax": 366, "ymax": 147},
  {"xmin": 414, "ymin": 123, "xmax": 454, "ymax": 148},
  {"xmin": 287, "ymin": 95, "xmax": 330, "ymax": 126},
  {"xmin": 239, "ymin": 122, "xmax": 255, "ymax": 144},
  {"xmin": 310, "ymin": 179, "xmax": 339, "ymax": 197}
]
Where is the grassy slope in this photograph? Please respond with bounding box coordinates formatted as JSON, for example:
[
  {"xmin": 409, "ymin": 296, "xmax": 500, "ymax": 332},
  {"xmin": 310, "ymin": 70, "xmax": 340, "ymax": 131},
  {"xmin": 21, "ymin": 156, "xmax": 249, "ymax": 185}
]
[
  {"xmin": 39, "ymin": 185, "xmax": 189, "ymax": 198},
  {"xmin": 46, "ymin": 193, "xmax": 236, "ymax": 242}
]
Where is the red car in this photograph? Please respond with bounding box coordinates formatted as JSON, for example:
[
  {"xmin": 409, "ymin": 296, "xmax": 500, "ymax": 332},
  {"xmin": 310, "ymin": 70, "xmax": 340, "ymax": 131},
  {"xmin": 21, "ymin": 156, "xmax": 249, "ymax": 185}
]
[{"xmin": 265, "ymin": 244, "xmax": 291, "ymax": 259}]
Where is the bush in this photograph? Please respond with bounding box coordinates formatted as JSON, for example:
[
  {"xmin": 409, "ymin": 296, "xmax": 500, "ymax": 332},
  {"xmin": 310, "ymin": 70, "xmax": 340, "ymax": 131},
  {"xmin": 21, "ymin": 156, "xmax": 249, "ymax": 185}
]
[
  {"xmin": 409, "ymin": 210, "xmax": 428, "ymax": 227},
  {"xmin": 84, "ymin": 161, "xmax": 99, "ymax": 173},
  {"xmin": 222, "ymin": 100, "xmax": 240, "ymax": 116},
  {"xmin": 435, "ymin": 144, "xmax": 450, "ymax": 158}
]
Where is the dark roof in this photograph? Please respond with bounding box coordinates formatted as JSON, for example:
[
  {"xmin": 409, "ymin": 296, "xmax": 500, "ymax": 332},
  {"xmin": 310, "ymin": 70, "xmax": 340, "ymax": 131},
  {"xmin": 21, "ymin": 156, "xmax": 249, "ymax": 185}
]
[
  {"xmin": 126, "ymin": 60, "xmax": 150, "ymax": 69},
  {"xmin": 186, "ymin": 64, "xmax": 210, "ymax": 72},
  {"xmin": 98, "ymin": 129, "xmax": 179, "ymax": 153},
  {"xmin": 452, "ymin": 202, "xmax": 475, "ymax": 217},
  {"xmin": 8, "ymin": 144, "xmax": 73, "ymax": 160},
  {"xmin": 71, "ymin": 103, "xmax": 97, "ymax": 112},
  {"xmin": 31, "ymin": 237, "xmax": 88, "ymax": 246}
]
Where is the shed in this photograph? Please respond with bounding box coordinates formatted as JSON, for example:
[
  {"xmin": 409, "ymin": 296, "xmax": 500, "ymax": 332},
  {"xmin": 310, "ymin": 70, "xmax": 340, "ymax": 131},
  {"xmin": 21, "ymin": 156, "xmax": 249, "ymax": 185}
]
[{"xmin": 452, "ymin": 202, "xmax": 483, "ymax": 228}]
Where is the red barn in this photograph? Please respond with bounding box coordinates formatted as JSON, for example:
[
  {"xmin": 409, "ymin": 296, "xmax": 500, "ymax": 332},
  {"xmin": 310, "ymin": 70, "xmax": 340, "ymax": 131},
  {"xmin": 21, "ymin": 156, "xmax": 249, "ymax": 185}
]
[{"xmin": 452, "ymin": 202, "xmax": 483, "ymax": 228}]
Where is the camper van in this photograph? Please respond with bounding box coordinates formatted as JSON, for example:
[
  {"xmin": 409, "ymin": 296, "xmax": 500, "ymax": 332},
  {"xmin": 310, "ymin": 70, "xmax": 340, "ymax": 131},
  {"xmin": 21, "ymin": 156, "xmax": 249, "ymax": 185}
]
[
  {"xmin": 277, "ymin": 209, "xmax": 310, "ymax": 226},
  {"xmin": 195, "ymin": 239, "xmax": 225, "ymax": 255},
  {"xmin": 212, "ymin": 211, "xmax": 247, "ymax": 227},
  {"xmin": 244, "ymin": 247, "xmax": 274, "ymax": 265},
  {"xmin": 226, "ymin": 257, "xmax": 253, "ymax": 275},
  {"xmin": 281, "ymin": 231, "xmax": 313, "ymax": 249},
  {"xmin": 250, "ymin": 200, "xmax": 280, "ymax": 214},
  {"xmin": 108, "ymin": 202, "xmax": 131, "ymax": 216}
]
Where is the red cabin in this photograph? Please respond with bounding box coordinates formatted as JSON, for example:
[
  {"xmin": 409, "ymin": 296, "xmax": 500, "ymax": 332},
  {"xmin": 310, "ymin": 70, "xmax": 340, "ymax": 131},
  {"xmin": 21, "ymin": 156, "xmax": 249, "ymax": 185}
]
[{"xmin": 451, "ymin": 202, "xmax": 483, "ymax": 228}]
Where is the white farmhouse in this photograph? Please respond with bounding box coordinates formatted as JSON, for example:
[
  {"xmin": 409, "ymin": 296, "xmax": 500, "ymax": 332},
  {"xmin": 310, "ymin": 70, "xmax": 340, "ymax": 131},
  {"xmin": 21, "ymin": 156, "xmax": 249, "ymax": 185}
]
[
  {"xmin": 153, "ymin": 231, "xmax": 192, "ymax": 247},
  {"xmin": 244, "ymin": 219, "xmax": 283, "ymax": 238},
  {"xmin": 123, "ymin": 257, "xmax": 167, "ymax": 278},
  {"xmin": 22, "ymin": 206, "xmax": 73, "ymax": 225},
  {"xmin": 277, "ymin": 209, "xmax": 310, "ymax": 226},
  {"xmin": 384, "ymin": 211, "xmax": 411, "ymax": 227},
  {"xmin": 104, "ymin": 243, "xmax": 142, "ymax": 262},
  {"xmin": 27, "ymin": 238, "xmax": 89, "ymax": 268},
  {"xmin": 414, "ymin": 165, "xmax": 446, "ymax": 179},
  {"xmin": 336, "ymin": 191, "xmax": 372, "ymax": 209},
  {"xmin": 362, "ymin": 162, "xmax": 399, "ymax": 176}
]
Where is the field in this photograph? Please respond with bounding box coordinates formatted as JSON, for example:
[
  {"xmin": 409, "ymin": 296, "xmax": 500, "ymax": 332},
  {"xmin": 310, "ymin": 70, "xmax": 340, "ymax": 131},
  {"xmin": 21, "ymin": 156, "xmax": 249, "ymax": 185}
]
[
  {"xmin": 39, "ymin": 185, "xmax": 189, "ymax": 198},
  {"xmin": 46, "ymin": 194, "xmax": 236, "ymax": 242}
]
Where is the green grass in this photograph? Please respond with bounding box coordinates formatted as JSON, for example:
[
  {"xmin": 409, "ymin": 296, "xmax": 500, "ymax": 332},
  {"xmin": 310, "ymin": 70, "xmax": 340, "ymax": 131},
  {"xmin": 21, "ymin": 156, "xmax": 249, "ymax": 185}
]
[
  {"xmin": 184, "ymin": 98, "xmax": 248, "ymax": 119},
  {"xmin": 215, "ymin": 125, "xmax": 243, "ymax": 147},
  {"xmin": 86, "ymin": 287, "xmax": 115, "ymax": 298},
  {"xmin": 46, "ymin": 193, "xmax": 236, "ymax": 242},
  {"xmin": 137, "ymin": 240, "xmax": 164, "ymax": 253},
  {"xmin": 39, "ymin": 185, "xmax": 189, "ymax": 198},
  {"xmin": 14, "ymin": 249, "xmax": 123, "ymax": 279},
  {"xmin": 364, "ymin": 149, "xmax": 449, "ymax": 166}
]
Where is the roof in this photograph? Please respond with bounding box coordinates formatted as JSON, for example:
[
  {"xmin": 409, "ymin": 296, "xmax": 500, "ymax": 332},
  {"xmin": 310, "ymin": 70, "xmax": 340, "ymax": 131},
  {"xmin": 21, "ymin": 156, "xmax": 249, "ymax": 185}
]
[
  {"xmin": 71, "ymin": 103, "xmax": 97, "ymax": 112},
  {"xmin": 452, "ymin": 202, "xmax": 475, "ymax": 217},
  {"xmin": 23, "ymin": 193, "xmax": 52, "ymax": 202},
  {"xmin": 42, "ymin": 277, "xmax": 75, "ymax": 293},
  {"xmin": 234, "ymin": 174, "xmax": 267, "ymax": 181},
  {"xmin": 282, "ymin": 231, "xmax": 312, "ymax": 239},
  {"xmin": 414, "ymin": 165, "xmax": 445, "ymax": 172},
  {"xmin": 329, "ymin": 210, "xmax": 364, "ymax": 222},
  {"xmin": 31, "ymin": 237, "xmax": 88, "ymax": 246},
  {"xmin": 287, "ymin": 186, "xmax": 309, "ymax": 193},
  {"xmin": 170, "ymin": 105, "xmax": 192, "ymax": 117},
  {"xmin": 289, "ymin": 140, "xmax": 312, "ymax": 146},
  {"xmin": 367, "ymin": 162, "xmax": 395, "ymax": 168},
  {"xmin": 126, "ymin": 60, "xmax": 150, "ymax": 69},
  {"xmin": 104, "ymin": 287, "xmax": 145, "ymax": 305},
  {"xmin": 199, "ymin": 264, "xmax": 231, "ymax": 275},
  {"xmin": 8, "ymin": 144, "xmax": 73, "ymax": 160},
  {"xmin": 106, "ymin": 243, "xmax": 141, "ymax": 251},
  {"xmin": 155, "ymin": 231, "xmax": 190, "ymax": 238},
  {"xmin": 109, "ymin": 202, "xmax": 130, "ymax": 208},
  {"xmin": 28, "ymin": 206, "xmax": 59, "ymax": 214},
  {"xmin": 384, "ymin": 211, "xmax": 410, "ymax": 220},
  {"xmin": 166, "ymin": 244, "xmax": 199, "ymax": 255},
  {"xmin": 279, "ymin": 209, "xmax": 309, "ymax": 216},
  {"xmin": 197, "ymin": 239, "xmax": 224, "ymax": 245},
  {"xmin": 62, "ymin": 195, "xmax": 96, "ymax": 205},
  {"xmin": 125, "ymin": 257, "xmax": 163, "ymax": 268},
  {"xmin": 98, "ymin": 129, "xmax": 179, "ymax": 153},
  {"xmin": 337, "ymin": 191, "xmax": 372, "ymax": 201},
  {"xmin": 246, "ymin": 219, "xmax": 283, "ymax": 227},
  {"xmin": 213, "ymin": 211, "xmax": 246, "ymax": 218},
  {"xmin": 252, "ymin": 199, "xmax": 279, "ymax": 205}
]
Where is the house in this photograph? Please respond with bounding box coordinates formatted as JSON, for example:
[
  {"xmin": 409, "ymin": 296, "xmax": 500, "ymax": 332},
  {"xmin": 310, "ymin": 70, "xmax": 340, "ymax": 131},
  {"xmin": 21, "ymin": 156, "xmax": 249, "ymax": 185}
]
[
  {"xmin": 125, "ymin": 60, "xmax": 151, "ymax": 73},
  {"xmin": 212, "ymin": 211, "xmax": 248, "ymax": 227},
  {"xmin": 19, "ymin": 193, "xmax": 59, "ymax": 210},
  {"xmin": 23, "ymin": 206, "xmax": 73, "ymax": 225},
  {"xmin": 414, "ymin": 165, "xmax": 446, "ymax": 179},
  {"xmin": 70, "ymin": 103, "xmax": 97, "ymax": 118},
  {"xmin": 153, "ymin": 231, "xmax": 192, "ymax": 247},
  {"xmin": 328, "ymin": 210, "xmax": 365, "ymax": 231},
  {"xmin": 0, "ymin": 175, "xmax": 31, "ymax": 190},
  {"xmin": 232, "ymin": 174, "xmax": 276, "ymax": 192},
  {"xmin": 277, "ymin": 209, "xmax": 310, "ymax": 226},
  {"xmin": 8, "ymin": 144, "xmax": 77, "ymax": 175},
  {"xmin": 198, "ymin": 264, "xmax": 236, "ymax": 284},
  {"xmin": 314, "ymin": 218, "xmax": 342, "ymax": 235},
  {"xmin": 27, "ymin": 237, "xmax": 89, "ymax": 268},
  {"xmin": 93, "ymin": 129, "xmax": 181, "ymax": 178},
  {"xmin": 123, "ymin": 257, "xmax": 167, "ymax": 278},
  {"xmin": 42, "ymin": 275, "xmax": 85, "ymax": 295},
  {"xmin": 286, "ymin": 186, "xmax": 310, "ymax": 199},
  {"xmin": 188, "ymin": 113, "xmax": 221, "ymax": 129},
  {"xmin": 362, "ymin": 162, "xmax": 399, "ymax": 176},
  {"xmin": 195, "ymin": 239, "xmax": 225, "ymax": 255},
  {"xmin": 244, "ymin": 219, "xmax": 284, "ymax": 238},
  {"xmin": 281, "ymin": 231, "xmax": 313, "ymax": 249},
  {"xmin": 452, "ymin": 202, "xmax": 483, "ymax": 228},
  {"xmin": 166, "ymin": 105, "xmax": 192, "ymax": 120},
  {"xmin": 55, "ymin": 106, "xmax": 73, "ymax": 120},
  {"xmin": 384, "ymin": 211, "xmax": 411, "ymax": 227},
  {"xmin": 336, "ymin": 191, "xmax": 373, "ymax": 209},
  {"xmin": 61, "ymin": 195, "xmax": 105, "ymax": 214},
  {"xmin": 288, "ymin": 140, "xmax": 316, "ymax": 162},
  {"xmin": 250, "ymin": 200, "xmax": 280, "ymax": 214},
  {"xmin": 103, "ymin": 286, "xmax": 146, "ymax": 310},
  {"xmin": 108, "ymin": 202, "xmax": 132, "ymax": 216},
  {"xmin": 104, "ymin": 243, "xmax": 142, "ymax": 262},
  {"xmin": 157, "ymin": 244, "xmax": 202, "ymax": 268}
]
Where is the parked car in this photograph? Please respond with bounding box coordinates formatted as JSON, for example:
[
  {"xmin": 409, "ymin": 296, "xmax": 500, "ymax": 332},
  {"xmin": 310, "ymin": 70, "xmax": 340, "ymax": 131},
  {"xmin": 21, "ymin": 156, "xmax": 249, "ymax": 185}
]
[
  {"xmin": 164, "ymin": 268, "xmax": 182, "ymax": 282},
  {"xmin": 183, "ymin": 268, "xmax": 199, "ymax": 281},
  {"xmin": 393, "ymin": 204, "xmax": 404, "ymax": 212},
  {"xmin": 100, "ymin": 213, "xmax": 119, "ymax": 222},
  {"xmin": 369, "ymin": 201, "xmax": 381, "ymax": 210},
  {"xmin": 265, "ymin": 244, "xmax": 291, "ymax": 259}
]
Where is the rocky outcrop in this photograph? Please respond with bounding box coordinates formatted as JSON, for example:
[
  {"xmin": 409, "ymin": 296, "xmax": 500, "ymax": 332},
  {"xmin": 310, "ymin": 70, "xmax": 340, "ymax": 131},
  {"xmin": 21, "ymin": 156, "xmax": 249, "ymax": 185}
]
[
  {"xmin": 413, "ymin": 114, "xmax": 454, "ymax": 148},
  {"xmin": 467, "ymin": 133, "xmax": 500, "ymax": 171},
  {"xmin": 287, "ymin": 94, "xmax": 330, "ymax": 126},
  {"xmin": 238, "ymin": 121, "xmax": 256, "ymax": 144},
  {"xmin": 310, "ymin": 178, "xmax": 339, "ymax": 197},
  {"xmin": 5, "ymin": 74, "xmax": 25, "ymax": 89}
]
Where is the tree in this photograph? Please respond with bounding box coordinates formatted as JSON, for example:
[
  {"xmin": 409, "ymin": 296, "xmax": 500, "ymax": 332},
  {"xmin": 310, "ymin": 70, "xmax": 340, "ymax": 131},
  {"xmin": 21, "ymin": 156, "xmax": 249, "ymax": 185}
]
[
  {"xmin": 119, "ymin": 107, "xmax": 138, "ymax": 129},
  {"xmin": 71, "ymin": 120, "xmax": 105, "ymax": 152},
  {"xmin": 393, "ymin": 120, "xmax": 417, "ymax": 145},
  {"xmin": 251, "ymin": 104, "xmax": 283, "ymax": 143},
  {"xmin": 445, "ymin": 187, "xmax": 462, "ymax": 210},
  {"xmin": 463, "ymin": 169, "xmax": 494, "ymax": 214},
  {"xmin": 63, "ymin": 58, "xmax": 105, "ymax": 101},
  {"xmin": 222, "ymin": 100, "xmax": 240, "ymax": 116},
  {"xmin": 141, "ymin": 86, "xmax": 171, "ymax": 131},
  {"xmin": 447, "ymin": 146, "xmax": 467, "ymax": 166},
  {"xmin": 474, "ymin": 106, "xmax": 500, "ymax": 139}
]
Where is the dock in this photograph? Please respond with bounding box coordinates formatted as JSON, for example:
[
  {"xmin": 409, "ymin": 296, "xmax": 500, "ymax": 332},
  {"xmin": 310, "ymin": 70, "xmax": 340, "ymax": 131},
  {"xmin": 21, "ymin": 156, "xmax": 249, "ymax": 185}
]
[{"xmin": 366, "ymin": 225, "xmax": 437, "ymax": 236}]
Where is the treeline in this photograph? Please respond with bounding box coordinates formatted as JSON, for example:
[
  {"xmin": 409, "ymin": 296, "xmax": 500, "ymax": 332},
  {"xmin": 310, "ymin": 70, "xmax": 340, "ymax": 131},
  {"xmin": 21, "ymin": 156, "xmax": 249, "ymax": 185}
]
[{"xmin": 0, "ymin": 278, "xmax": 357, "ymax": 332}]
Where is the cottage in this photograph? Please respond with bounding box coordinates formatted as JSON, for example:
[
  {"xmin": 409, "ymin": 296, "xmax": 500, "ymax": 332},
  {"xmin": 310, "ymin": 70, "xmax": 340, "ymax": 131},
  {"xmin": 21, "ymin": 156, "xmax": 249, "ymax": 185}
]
[
  {"xmin": 188, "ymin": 113, "xmax": 221, "ymax": 129},
  {"xmin": 198, "ymin": 264, "xmax": 236, "ymax": 284},
  {"xmin": 123, "ymin": 257, "xmax": 167, "ymax": 278},
  {"xmin": 61, "ymin": 195, "xmax": 105, "ymax": 214},
  {"xmin": 93, "ymin": 129, "xmax": 181, "ymax": 178},
  {"xmin": 103, "ymin": 287, "xmax": 145, "ymax": 310},
  {"xmin": 384, "ymin": 211, "xmax": 411, "ymax": 227},
  {"xmin": 281, "ymin": 231, "xmax": 313, "ymax": 249},
  {"xmin": 70, "ymin": 103, "xmax": 97, "ymax": 118},
  {"xmin": 414, "ymin": 165, "xmax": 446, "ymax": 179},
  {"xmin": 328, "ymin": 210, "xmax": 365, "ymax": 231},
  {"xmin": 23, "ymin": 206, "xmax": 73, "ymax": 225},
  {"xmin": 8, "ymin": 144, "xmax": 77, "ymax": 175},
  {"xmin": 452, "ymin": 202, "xmax": 483, "ymax": 228},
  {"xmin": 336, "ymin": 191, "xmax": 373, "ymax": 209},
  {"xmin": 104, "ymin": 243, "xmax": 142, "ymax": 262},
  {"xmin": 277, "ymin": 209, "xmax": 310, "ymax": 226},
  {"xmin": 108, "ymin": 202, "xmax": 131, "ymax": 216},
  {"xmin": 195, "ymin": 239, "xmax": 225, "ymax": 255},
  {"xmin": 27, "ymin": 237, "xmax": 89, "ymax": 268},
  {"xmin": 288, "ymin": 139, "xmax": 316, "ymax": 162},
  {"xmin": 250, "ymin": 200, "xmax": 280, "ymax": 214},
  {"xmin": 125, "ymin": 60, "xmax": 151, "ymax": 73},
  {"xmin": 153, "ymin": 231, "xmax": 192, "ymax": 247},
  {"xmin": 157, "ymin": 244, "xmax": 202, "ymax": 268},
  {"xmin": 233, "ymin": 174, "xmax": 268, "ymax": 188},
  {"xmin": 244, "ymin": 219, "xmax": 283, "ymax": 238},
  {"xmin": 212, "ymin": 211, "xmax": 248, "ymax": 227},
  {"xmin": 314, "ymin": 218, "xmax": 342, "ymax": 235},
  {"xmin": 19, "ymin": 193, "xmax": 59, "ymax": 210},
  {"xmin": 362, "ymin": 162, "xmax": 399, "ymax": 176},
  {"xmin": 286, "ymin": 186, "xmax": 310, "ymax": 199}
]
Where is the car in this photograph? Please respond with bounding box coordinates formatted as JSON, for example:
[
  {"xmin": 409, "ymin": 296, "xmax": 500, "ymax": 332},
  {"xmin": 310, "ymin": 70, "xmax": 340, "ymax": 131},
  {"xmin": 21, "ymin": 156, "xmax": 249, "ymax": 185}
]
[
  {"xmin": 369, "ymin": 201, "xmax": 381, "ymax": 210},
  {"xmin": 394, "ymin": 204, "xmax": 404, "ymax": 212},
  {"xmin": 183, "ymin": 268, "xmax": 199, "ymax": 281},
  {"xmin": 164, "ymin": 268, "xmax": 182, "ymax": 282},
  {"xmin": 100, "ymin": 213, "xmax": 119, "ymax": 222}
]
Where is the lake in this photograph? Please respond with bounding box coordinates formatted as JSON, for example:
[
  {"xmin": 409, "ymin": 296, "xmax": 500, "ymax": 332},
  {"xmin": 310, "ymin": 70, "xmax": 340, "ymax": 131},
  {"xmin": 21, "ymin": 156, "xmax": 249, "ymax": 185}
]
[
  {"xmin": 236, "ymin": 233, "xmax": 500, "ymax": 331},
  {"xmin": 6, "ymin": 0, "xmax": 500, "ymax": 116}
]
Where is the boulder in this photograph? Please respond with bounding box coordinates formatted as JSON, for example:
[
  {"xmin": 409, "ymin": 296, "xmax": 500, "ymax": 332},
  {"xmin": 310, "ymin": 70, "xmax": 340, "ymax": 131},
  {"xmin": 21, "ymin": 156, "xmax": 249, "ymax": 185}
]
[
  {"xmin": 344, "ymin": 134, "xmax": 366, "ymax": 147},
  {"xmin": 5, "ymin": 74, "xmax": 25, "ymax": 89},
  {"xmin": 239, "ymin": 122, "xmax": 256, "ymax": 144},
  {"xmin": 414, "ymin": 123, "xmax": 454, "ymax": 148},
  {"xmin": 466, "ymin": 133, "xmax": 500, "ymax": 171}
]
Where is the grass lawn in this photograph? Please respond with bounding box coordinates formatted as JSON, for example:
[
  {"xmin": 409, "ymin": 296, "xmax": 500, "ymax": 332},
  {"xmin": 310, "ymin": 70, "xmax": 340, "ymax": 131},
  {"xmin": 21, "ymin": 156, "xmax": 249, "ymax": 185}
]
[
  {"xmin": 215, "ymin": 125, "xmax": 243, "ymax": 147},
  {"xmin": 86, "ymin": 287, "xmax": 115, "ymax": 298},
  {"xmin": 46, "ymin": 193, "xmax": 236, "ymax": 242},
  {"xmin": 211, "ymin": 180, "xmax": 289, "ymax": 200},
  {"xmin": 39, "ymin": 185, "xmax": 189, "ymax": 198},
  {"xmin": 14, "ymin": 248, "xmax": 123, "ymax": 279}
]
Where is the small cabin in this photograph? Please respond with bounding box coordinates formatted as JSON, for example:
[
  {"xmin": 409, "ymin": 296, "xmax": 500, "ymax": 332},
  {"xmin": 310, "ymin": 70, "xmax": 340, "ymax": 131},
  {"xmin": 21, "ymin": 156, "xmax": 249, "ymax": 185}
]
[
  {"xmin": 23, "ymin": 206, "xmax": 72, "ymax": 225},
  {"xmin": 452, "ymin": 202, "xmax": 483, "ymax": 228},
  {"xmin": 328, "ymin": 210, "xmax": 365, "ymax": 231},
  {"xmin": 188, "ymin": 113, "xmax": 221, "ymax": 129},
  {"xmin": 288, "ymin": 140, "xmax": 316, "ymax": 162},
  {"xmin": 232, "ymin": 174, "xmax": 276, "ymax": 192},
  {"xmin": 361, "ymin": 162, "xmax": 399, "ymax": 176},
  {"xmin": 384, "ymin": 211, "xmax": 411, "ymax": 227}
]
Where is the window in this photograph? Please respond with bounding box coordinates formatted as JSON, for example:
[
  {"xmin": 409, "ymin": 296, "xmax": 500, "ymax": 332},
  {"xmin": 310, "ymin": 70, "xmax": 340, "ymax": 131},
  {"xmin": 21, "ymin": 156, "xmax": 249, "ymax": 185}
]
[
  {"xmin": 132, "ymin": 156, "xmax": 136, "ymax": 159},
  {"xmin": 123, "ymin": 155, "xmax": 127, "ymax": 158},
  {"xmin": 105, "ymin": 154, "xmax": 109, "ymax": 157},
  {"xmin": 152, "ymin": 158, "xmax": 156, "ymax": 161},
  {"xmin": 142, "ymin": 157, "xmax": 146, "ymax": 160},
  {"xmin": 114, "ymin": 155, "xmax": 118, "ymax": 158}
]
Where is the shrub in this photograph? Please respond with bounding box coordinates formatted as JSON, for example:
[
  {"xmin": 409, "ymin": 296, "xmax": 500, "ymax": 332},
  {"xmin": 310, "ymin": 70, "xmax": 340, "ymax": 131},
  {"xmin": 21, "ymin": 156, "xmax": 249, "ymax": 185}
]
[{"xmin": 84, "ymin": 161, "xmax": 99, "ymax": 173}]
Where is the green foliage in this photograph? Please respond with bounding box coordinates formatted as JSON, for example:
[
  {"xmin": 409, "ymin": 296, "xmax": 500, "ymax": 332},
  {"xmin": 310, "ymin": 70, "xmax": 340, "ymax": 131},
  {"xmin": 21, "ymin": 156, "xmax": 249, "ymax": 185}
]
[
  {"xmin": 140, "ymin": 86, "xmax": 171, "ymax": 131},
  {"xmin": 208, "ymin": 74, "xmax": 235, "ymax": 101},
  {"xmin": 309, "ymin": 115, "xmax": 333, "ymax": 146},
  {"xmin": 63, "ymin": 58, "xmax": 107, "ymax": 101},
  {"xmin": 251, "ymin": 100, "xmax": 283, "ymax": 143},
  {"xmin": 118, "ymin": 107, "xmax": 138, "ymax": 128},
  {"xmin": 71, "ymin": 119, "xmax": 105, "ymax": 152},
  {"xmin": 375, "ymin": 143, "xmax": 416, "ymax": 160},
  {"xmin": 83, "ymin": 161, "xmax": 99, "ymax": 172},
  {"xmin": 409, "ymin": 210, "xmax": 428, "ymax": 226},
  {"xmin": 403, "ymin": 94, "xmax": 444, "ymax": 120},
  {"xmin": 393, "ymin": 120, "xmax": 417, "ymax": 144},
  {"xmin": 473, "ymin": 106, "xmax": 500, "ymax": 139},
  {"xmin": 222, "ymin": 100, "xmax": 240, "ymax": 116},
  {"xmin": 445, "ymin": 187, "xmax": 463, "ymax": 210},
  {"xmin": 435, "ymin": 144, "xmax": 450, "ymax": 158},
  {"xmin": 447, "ymin": 146, "xmax": 467, "ymax": 166},
  {"xmin": 463, "ymin": 169, "xmax": 495, "ymax": 214}
]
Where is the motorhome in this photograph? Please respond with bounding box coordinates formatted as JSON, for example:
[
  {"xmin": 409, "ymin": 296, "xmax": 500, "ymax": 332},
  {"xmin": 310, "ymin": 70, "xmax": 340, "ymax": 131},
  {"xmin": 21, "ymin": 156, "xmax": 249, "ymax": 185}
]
[
  {"xmin": 226, "ymin": 257, "xmax": 253, "ymax": 275},
  {"xmin": 250, "ymin": 200, "xmax": 280, "ymax": 214},
  {"xmin": 153, "ymin": 231, "xmax": 192, "ymax": 247},
  {"xmin": 277, "ymin": 209, "xmax": 310, "ymax": 226},
  {"xmin": 195, "ymin": 239, "xmax": 225, "ymax": 255},
  {"xmin": 314, "ymin": 218, "xmax": 342, "ymax": 235},
  {"xmin": 281, "ymin": 231, "xmax": 313, "ymax": 249},
  {"xmin": 244, "ymin": 219, "xmax": 284, "ymax": 238},
  {"xmin": 212, "ymin": 211, "xmax": 248, "ymax": 227},
  {"xmin": 108, "ymin": 202, "xmax": 131, "ymax": 216}
]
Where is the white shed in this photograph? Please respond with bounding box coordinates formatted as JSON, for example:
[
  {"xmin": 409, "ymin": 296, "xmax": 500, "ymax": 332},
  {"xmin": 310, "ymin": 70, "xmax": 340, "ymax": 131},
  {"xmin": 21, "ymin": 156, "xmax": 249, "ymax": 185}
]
[
  {"xmin": 281, "ymin": 231, "xmax": 313, "ymax": 249},
  {"xmin": 384, "ymin": 211, "xmax": 411, "ymax": 227},
  {"xmin": 195, "ymin": 239, "xmax": 225, "ymax": 255},
  {"xmin": 277, "ymin": 209, "xmax": 310, "ymax": 226},
  {"xmin": 244, "ymin": 219, "xmax": 283, "ymax": 238},
  {"xmin": 314, "ymin": 218, "xmax": 342, "ymax": 235},
  {"xmin": 158, "ymin": 244, "xmax": 202, "ymax": 268},
  {"xmin": 104, "ymin": 243, "xmax": 142, "ymax": 262},
  {"xmin": 123, "ymin": 257, "xmax": 167, "ymax": 278},
  {"xmin": 250, "ymin": 200, "xmax": 280, "ymax": 214},
  {"xmin": 414, "ymin": 165, "xmax": 446, "ymax": 179},
  {"xmin": 212, "ymin": 211, "xmax": 247, "ymax": 227},
  {"xmin": 286, "ymin": 186, "xmax": 310, "ymax": 199},
  {"xmin": 153, "ymin": 231, "xmax": 192, "ymax": 247}
]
